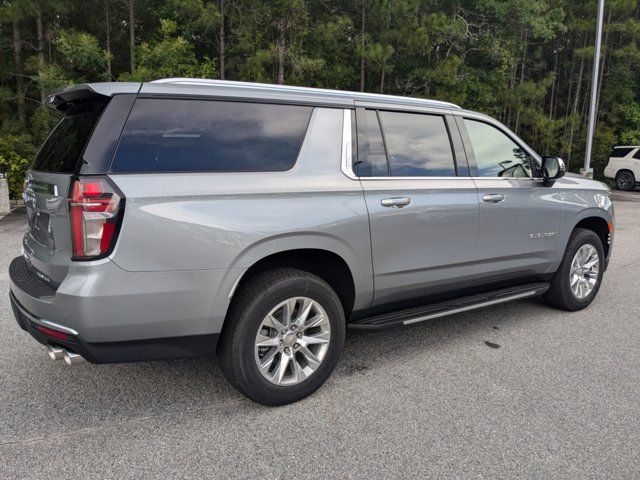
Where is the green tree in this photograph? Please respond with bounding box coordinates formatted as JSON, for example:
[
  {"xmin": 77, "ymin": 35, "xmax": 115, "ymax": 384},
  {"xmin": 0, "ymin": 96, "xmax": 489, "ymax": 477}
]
[
  {"xmin": 1, "ymin": 0, "xmax": 640, "ymax": 198},
  {"xmin": 120, "ymin": 19, "xmax": 216, "ymax": 81},
  {"xmin": 0, "ymin": 134, "xmax": 36, "ymax": 198}
]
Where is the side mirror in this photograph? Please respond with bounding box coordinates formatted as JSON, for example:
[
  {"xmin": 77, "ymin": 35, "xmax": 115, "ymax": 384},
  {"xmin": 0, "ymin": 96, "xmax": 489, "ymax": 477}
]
[{"xmin": 542, "ymin": 156, "xmax": 566, "ymax": 185}]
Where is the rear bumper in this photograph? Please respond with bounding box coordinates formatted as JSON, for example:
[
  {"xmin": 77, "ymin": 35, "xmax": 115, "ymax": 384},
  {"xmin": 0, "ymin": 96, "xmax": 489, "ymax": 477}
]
[
  {"xmin": 9, "ymin": 255, "xmax": 238, "ymax": 341},
  {"xmin": 10, "ymin": 290, "xmax": 219, "ymax": 363},
  {"xmin": 603, "ymin": 166, "xmax": 616, "ymax": 179},
  {"xmin": 9, "ymin": 254, "xmax": 233, "ymax": 363}
]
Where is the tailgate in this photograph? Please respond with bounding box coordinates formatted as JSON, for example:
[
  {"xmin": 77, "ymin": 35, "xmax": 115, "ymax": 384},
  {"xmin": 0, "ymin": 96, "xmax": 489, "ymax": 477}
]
[
  {"xmin": 23, "ymin": 171, "xmax": 74, "ymax": 285},
  {"xmin": 22, "ymin": 100, "xmax": 108, "ymax": 285}
]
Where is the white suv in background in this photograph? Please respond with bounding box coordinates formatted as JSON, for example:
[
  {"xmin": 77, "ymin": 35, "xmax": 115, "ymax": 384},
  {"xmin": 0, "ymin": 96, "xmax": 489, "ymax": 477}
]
[{"xmin": 604, "ymin": 146, "xmax": 640, "ymax": 191}]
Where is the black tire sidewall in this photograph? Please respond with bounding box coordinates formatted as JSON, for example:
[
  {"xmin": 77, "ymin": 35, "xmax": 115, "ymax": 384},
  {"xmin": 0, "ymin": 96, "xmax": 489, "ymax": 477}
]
[
  {"xmin": 554, "ymin": 229, "xmax": 605, "ymax": 310},
  {"xmin": 616, "ymin": 172, "xmax": 635, "ymax": 191},
  {"xmin": 232, "ymin": 273, "xmax": 345, "ymax": 405}
]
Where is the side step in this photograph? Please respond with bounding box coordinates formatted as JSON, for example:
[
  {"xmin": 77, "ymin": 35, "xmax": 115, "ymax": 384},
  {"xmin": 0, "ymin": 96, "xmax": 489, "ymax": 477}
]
[{"xmin": 348, "ymin": 282, "xmax": 549, "ymax": 331}]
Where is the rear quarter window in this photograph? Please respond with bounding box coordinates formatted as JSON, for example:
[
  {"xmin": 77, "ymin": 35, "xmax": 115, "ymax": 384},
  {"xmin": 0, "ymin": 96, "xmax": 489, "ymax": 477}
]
[
  {"xmin": 111, "ymin": 99, "xmax": 313, "ymax": 173},
  {"xmin": 610, "ymin": 148, "xmax": 634, "ymax": 158}
]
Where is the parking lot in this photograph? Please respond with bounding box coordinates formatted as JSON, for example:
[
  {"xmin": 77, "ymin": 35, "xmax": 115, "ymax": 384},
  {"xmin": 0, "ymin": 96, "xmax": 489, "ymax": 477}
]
[{"xmin": 0, "ymin": 190, "xmax": 639, "ymax": 479}]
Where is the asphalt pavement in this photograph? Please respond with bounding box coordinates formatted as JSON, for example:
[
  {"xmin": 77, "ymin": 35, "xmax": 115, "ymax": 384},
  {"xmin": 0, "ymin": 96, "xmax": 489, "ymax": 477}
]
[{"xmin": 1, "ymin": 191, "xmax": 639, "ymax": 479}]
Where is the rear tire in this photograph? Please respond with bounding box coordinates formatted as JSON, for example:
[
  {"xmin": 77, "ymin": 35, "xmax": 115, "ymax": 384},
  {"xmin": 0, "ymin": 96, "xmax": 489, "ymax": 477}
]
[
  {"xmin": 615, "ymin": 171, "xmax": 635, "ymax": 191},
  {"xmin": 544, "ymin": 228, "xmax": 605, "ymax": 311},
  {"xmin": 217, "ymin": 268, "xmax": 345, "ymax": 406}
]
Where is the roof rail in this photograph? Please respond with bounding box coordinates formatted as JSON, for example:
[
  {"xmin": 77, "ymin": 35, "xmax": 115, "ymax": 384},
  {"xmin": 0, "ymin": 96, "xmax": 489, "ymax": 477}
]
[{"xmin": 150, "ymin": 78, "xmax": 461, "ymax": 110}]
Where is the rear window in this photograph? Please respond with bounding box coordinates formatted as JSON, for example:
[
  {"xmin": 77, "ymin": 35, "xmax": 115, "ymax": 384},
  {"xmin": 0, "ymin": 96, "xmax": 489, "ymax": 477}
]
[
  {"xmin": 111, "ymin": 99, "xmax": 313, "ymax": 173},
  {"xmin": 32, "ymin": 105, "xmax": 103, "ymax": 173},
  {"xmin": 378, "ymin": 111, "xmax": 456, "ymax": 177},
  {"xmin": 610, "ymin": 147, "xmax": 634, "ymax": 158}
]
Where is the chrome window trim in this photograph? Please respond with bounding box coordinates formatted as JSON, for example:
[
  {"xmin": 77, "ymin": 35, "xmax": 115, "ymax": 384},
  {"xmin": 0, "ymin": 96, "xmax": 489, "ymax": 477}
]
[
  {"xmin": 359, "ymin": 176, "xmax": 543, "ymax": 182},
  {"xmin": 342, "ymin": 108, "xmax": 468, "ymax": 181},
  {"xmin": 359, "ymin": 176, "xmax": 474, "ymax": 181},
  {"xmin": 340, "ymin": 109, "xmax": 358, "ymax": 180},
  {"xmin": 471, "ymin": 177, "xmax": 545, "ymax": 182},
  {"xmin": 341, "ymin": 107, "xmax": 547, "ymax": 183}
]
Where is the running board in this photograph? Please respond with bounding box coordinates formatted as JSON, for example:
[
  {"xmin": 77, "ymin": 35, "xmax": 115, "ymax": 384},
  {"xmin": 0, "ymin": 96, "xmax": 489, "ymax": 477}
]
[{"xmin": 348, "ymin": 282, "xmax": 550, "ymax": 331}]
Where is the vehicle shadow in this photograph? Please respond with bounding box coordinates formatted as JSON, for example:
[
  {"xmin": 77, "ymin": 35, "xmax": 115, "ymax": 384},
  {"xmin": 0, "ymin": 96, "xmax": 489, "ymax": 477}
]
[
  {"xmin": 4, "ymin": 295, "xmax": 551, "ymax": 441},
  {"xmin": 338, "ymin": 296, "xmax": 548, "ymax": 377}
]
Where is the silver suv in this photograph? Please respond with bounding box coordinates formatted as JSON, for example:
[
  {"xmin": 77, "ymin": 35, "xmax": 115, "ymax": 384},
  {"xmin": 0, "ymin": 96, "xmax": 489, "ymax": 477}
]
[{"xmin": 9, "ymin": 79, "xmax": 614, "ymax": 405}]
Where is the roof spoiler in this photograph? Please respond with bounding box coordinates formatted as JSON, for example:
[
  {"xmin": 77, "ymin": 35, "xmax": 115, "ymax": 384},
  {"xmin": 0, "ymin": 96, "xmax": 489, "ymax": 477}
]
[{"xmin": 45, "ymin": 82, "xmax": 141, "ymax": 112}]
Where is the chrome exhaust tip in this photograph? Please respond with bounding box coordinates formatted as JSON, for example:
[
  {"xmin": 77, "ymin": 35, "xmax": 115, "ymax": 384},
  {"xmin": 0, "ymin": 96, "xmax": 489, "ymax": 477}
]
[
  {"xmin": 62, "ymin": 350, "xmax": 86, "ymax": 365},
  {"xmin": 47, "ymin": 345, "xmax": 65, "ymax": 360}
]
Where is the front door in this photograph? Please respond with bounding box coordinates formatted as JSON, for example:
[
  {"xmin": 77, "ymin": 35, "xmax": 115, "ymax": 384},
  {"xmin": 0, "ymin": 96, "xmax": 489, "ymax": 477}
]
[
  {"xmin": 355, "ymin": 108, "xmax": 479, "ymax": 306},
  {"xmin": 457, "ymin": 116, "xmax": 563, "ymax": 281}
]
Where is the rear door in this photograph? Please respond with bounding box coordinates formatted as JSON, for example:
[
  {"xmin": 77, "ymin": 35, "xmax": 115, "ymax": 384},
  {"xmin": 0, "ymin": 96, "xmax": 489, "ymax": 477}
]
[
  {"xmin": 355, "ymin": 107, "xmax": 479, "ymax": 306},
  {"xmin": 456, "ymin": 114, "xmax": 563, "ymax": 280}
]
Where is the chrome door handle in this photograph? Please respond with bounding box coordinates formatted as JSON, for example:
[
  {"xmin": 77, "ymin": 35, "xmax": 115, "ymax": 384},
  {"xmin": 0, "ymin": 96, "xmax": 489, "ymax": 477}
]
[
  {"xmin": 381, "ymin": 197, "xmax": 411, "ymax": 208},
  {"xmin": 483, "ymin": 194, "xmax": 505, "ymax": 204}
]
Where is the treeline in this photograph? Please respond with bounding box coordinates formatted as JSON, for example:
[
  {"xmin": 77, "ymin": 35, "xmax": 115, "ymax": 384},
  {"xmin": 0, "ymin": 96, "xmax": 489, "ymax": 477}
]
[{"xmin": 1, "ymin": 0, "xmax": 640, "ymax": 196}]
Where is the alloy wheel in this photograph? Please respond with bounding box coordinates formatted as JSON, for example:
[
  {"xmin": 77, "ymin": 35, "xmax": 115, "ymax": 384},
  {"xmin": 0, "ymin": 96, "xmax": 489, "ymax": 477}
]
[
  {"xmin": 254, "ymin": 297, "xmax": 331, "ymax": 386},
  {"xmin": 569, "ymin": 244, "xmax": 600, "ymax": 300},
  {"xmin": 617, "ymin": 173, "xmax": 633, "ymax": 190}
]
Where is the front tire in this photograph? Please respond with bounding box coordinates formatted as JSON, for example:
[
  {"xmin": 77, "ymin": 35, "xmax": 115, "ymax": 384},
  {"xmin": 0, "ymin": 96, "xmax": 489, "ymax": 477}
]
[
  {"xmin": 615, "ymin": 171, "xmax": 635, "ymax": 191},
  {"xmin": 218, "ymin": 268, "xmax": 345, "ymax": 406},
  {"xmin": 544, "ymin": 228, "xmax": 605, "ymax": 311}
]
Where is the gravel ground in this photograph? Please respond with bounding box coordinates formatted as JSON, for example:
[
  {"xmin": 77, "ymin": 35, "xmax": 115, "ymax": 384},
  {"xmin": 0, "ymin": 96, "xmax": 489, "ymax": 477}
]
[{"xmin": 0, "ymin": 191, "xmax": 639, "ymax": 479}]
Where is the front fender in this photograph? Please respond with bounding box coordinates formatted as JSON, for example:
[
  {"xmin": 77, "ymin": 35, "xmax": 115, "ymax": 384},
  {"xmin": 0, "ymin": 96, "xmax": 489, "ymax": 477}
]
[{"xmin": 553, "ymin": 190, "xmax": 614, "ymax": 271}]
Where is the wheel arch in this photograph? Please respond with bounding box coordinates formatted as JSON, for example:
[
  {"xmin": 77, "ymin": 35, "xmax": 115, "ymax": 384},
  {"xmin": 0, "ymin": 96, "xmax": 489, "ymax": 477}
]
[
  {"xmin": 229, "ymin": 249, "xmax": 357, "ymax": 318},
  {"xmin": 615, "ymin": 168, "xmax": 636, "ymax": 179},
  {"xmin": 615, "ymin": 169, "xmax": 636, "ymax": 189},
  {"xmin": 573, "ymin": 216, "xmax": 611, "ymax": 258},
  {"xmin": 208, "ymin": 232, "xmax": 374, "ymax": 337}
]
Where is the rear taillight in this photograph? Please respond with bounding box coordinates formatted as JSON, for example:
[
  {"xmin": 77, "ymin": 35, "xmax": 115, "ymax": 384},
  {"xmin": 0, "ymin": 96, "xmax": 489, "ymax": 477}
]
[{"xmin": 69, "ymin": 177, "xmax": 123, "ymax": 260}]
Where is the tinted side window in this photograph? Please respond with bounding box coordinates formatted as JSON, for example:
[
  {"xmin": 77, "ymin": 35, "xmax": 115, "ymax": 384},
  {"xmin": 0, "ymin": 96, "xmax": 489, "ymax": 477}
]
[
  {"xmin": 611, "ymin": 147, "xmax": 634, "ymax": 158},
  {"xmin": 633, "ymin": 150, "xmax": 640, "ymax": 159},
  {"xmin": 32, "ymin": 100, "xmax": 106, "ymax": 173},
  {"xmin": 379, "ymin": 111, "xmax": 455, "ymax": 177},
  {"xmin": 355, "ymin": 109, "xmax": 388, "ymax": 176},
  {"xmin": 464, "ymin": 119, "xmax": 533, "ymax": 178},
  {"xmin": 111, "ymin": 99, "xmax": 312, "ymax": 173}
]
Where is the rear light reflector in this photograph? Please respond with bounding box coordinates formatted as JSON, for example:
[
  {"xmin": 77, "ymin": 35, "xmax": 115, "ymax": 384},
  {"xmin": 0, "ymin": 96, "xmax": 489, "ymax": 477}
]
[
  {"xmin": 35, "ymin": 325, "xmax": 70, "ymax": 341},
  {"xmin": 69, "ymin": 177, "xmax": 123, "ymax": 259}
]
